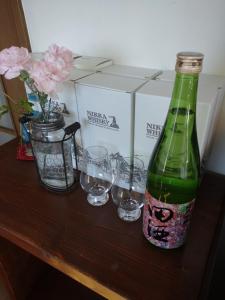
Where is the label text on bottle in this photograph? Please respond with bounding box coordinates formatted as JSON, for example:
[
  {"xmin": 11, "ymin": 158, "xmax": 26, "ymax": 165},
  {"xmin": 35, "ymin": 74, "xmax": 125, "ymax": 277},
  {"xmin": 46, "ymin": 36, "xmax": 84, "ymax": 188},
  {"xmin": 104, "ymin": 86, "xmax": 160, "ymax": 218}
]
[{"xmin": 143, "ymin": 192, "xmax": 195, "ymax": 249}]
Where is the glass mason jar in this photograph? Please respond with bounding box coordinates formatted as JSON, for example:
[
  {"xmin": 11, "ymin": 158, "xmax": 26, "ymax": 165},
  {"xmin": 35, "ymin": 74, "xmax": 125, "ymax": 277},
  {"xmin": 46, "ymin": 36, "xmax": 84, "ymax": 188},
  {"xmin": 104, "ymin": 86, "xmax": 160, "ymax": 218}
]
[{"xmin": 30, "ymin": 112, "xmax": 78, "ymax": 192}]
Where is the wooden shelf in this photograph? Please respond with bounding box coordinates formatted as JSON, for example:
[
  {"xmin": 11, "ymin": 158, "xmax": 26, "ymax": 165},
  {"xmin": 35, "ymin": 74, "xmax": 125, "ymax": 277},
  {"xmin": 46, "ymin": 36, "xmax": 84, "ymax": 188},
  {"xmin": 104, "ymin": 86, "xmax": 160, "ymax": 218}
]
[
  {"xmin": 28, "ymin": 265, "xmax": 104, "ymax": 300},
  {"xmin": 0, "ymin": 236, "xmax": 104, "ymax": 300},
  {"xmin": 0, "ymin": 140, "xmax": 225, "ymax": 300}
]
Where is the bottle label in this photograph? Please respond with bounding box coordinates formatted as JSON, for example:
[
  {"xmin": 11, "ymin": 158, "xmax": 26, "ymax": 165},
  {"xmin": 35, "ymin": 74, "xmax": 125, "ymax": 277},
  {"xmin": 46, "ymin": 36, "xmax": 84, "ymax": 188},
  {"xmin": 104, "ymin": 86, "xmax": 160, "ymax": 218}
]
[{"xmin": 143, "ymin": 191, "xmax": 195, "ymax": 249}]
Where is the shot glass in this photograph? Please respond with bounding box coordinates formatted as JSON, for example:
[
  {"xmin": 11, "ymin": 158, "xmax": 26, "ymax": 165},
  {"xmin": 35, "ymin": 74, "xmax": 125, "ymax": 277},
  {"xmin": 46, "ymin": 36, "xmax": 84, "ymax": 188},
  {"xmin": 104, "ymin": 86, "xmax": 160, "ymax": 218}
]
[
  {"xmin": 80, "ymin": 146, "xmax": 114, "ymax": 206},
  {"xmin": 111, "ymin": 156, "xmax": 146, "ymax": 222}
]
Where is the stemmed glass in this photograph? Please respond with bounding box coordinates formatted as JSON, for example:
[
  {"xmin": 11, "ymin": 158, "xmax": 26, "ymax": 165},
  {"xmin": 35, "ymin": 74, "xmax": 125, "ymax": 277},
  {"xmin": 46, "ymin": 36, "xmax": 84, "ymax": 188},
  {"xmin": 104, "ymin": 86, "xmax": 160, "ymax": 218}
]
[
  {"xmin": 80, "ymin": 146, "xmax": 114, "ymax": 206},
  {"xmin": 111, "ymin": 156, "xmax": 146, "ymax": 222}
]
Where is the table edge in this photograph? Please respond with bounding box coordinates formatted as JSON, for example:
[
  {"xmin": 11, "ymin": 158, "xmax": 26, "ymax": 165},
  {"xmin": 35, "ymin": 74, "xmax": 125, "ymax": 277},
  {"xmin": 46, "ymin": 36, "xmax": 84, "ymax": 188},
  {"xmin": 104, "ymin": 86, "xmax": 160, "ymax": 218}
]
[{"xmin": 0, "ymin": 225, "xmax": 126, "ymax": 300}]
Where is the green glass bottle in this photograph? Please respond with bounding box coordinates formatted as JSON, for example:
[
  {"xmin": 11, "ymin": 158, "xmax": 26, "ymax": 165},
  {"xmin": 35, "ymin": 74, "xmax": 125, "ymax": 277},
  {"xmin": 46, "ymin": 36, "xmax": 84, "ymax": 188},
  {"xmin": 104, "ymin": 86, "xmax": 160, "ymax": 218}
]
[{"xmin": 143, "ymin": 52, "xmax": 204, "ymax": 249}]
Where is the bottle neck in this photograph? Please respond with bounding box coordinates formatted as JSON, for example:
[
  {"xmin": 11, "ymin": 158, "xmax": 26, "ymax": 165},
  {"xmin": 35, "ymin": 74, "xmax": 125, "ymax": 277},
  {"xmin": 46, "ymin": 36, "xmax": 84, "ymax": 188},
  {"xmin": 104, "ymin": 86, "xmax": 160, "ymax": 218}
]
[{"xmin": 170, "ymin": 72, "xmax": 199, "ymax": 112}]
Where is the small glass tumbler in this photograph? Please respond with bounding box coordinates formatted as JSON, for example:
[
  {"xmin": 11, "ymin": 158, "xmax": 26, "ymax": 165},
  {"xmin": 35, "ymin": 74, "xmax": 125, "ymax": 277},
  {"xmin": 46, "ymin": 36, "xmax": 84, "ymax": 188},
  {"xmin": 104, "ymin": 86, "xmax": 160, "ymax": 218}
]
[
  {"xmin": 111, "ymin": 156, "xmax": 146, "ymax": 222},
  {"xmin": 80, "ymin": 146, "xmax": 114, "ymax": 206}
]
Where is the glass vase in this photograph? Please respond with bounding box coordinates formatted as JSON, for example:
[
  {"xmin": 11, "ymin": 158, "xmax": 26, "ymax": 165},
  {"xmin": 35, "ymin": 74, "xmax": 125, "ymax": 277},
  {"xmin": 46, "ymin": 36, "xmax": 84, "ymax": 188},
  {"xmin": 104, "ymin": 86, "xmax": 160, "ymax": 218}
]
[{"xmin": 28, "ymin": 112, "xmax": 80, "ymax": 192}]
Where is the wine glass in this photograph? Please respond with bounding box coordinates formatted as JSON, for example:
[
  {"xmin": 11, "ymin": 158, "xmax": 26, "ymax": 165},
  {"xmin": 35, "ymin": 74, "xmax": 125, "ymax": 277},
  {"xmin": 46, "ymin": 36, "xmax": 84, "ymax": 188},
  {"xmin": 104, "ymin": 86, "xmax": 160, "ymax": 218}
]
[
  {"xmin": 80, "ymin": 146, "xmax": 114, "ymax": 206},
  {"xmin": 111, "ymin": 156, "xmax": 146, "ymax": 222}
]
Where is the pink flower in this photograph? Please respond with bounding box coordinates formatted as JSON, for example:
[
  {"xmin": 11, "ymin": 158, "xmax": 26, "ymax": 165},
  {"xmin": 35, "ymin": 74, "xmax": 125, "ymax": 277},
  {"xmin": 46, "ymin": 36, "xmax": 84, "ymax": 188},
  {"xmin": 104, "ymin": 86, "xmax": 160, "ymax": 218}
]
[
  {"xmin": 0, "ymin": 44, "xmax": 74, "ymax": 97},
  {"xmin": 0, "ymin": 46, "xmax": 31, "ymax": 79},
  {"xmin": 43, "ymin": 44, "xmax": 73, "ymax": 82},
  {"xmin": 29, "ymin": 60, "xmax": 57, "ymax": 95}
]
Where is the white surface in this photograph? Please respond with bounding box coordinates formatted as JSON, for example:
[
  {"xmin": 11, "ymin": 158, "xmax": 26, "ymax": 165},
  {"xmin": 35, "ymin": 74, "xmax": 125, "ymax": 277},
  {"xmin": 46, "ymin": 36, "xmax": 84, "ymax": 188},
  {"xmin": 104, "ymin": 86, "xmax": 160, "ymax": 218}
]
[
  {"xmin": 75, "ymin": 74, "xmax": 146, "ymax": 170},
  {"xmin": 158, "ymin": 71, "xmax": 225, "ymax": 88},
  {"xmin": 100, "ymin": 64, "xmax": 161, "ymax": 80},
  {"xmin": 68, "ymin": 68, "xmax": 95, "ymax": 81},
  {"xmin": 22, "ymin": 0, "xmax": 225, "ymax": 75},
  {"xmin": 76, "ymin": 73, "xmax": 146, "ymax": 92},
  {"xmin": 73, "ymin": 56, "xmax": 113, "ymax": 70}
]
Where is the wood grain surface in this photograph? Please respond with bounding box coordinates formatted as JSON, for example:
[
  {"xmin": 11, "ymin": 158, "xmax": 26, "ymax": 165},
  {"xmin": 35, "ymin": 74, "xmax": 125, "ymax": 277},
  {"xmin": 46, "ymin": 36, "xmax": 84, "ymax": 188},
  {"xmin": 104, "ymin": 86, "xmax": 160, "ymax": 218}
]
[{"xmin": 0, "ymin": 140, "xmax": 225, "ymax": 300}]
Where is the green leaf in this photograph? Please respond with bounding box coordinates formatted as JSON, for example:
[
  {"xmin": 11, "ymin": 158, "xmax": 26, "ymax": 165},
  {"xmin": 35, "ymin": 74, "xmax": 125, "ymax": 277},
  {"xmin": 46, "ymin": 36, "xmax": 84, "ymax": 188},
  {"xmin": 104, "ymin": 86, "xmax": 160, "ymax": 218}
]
[
  {"xmin": 19, "ymin": 70, "xmax": 30, "ymax": 81},
  {"xmin": 15, "ymin": 98, "xmax": 34, "ymax": 114}
]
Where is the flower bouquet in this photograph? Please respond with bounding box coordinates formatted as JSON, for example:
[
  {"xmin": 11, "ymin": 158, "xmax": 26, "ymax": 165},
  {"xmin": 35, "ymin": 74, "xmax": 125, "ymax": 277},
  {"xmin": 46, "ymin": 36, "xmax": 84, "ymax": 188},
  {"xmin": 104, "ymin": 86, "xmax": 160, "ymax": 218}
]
[
  {"xmin": 0, "ymin": 44, "xmax": 73, "ymax": 119},
  {"xmin": 0, "ymin": 44, "xmax": 74, "ymax": 160}
]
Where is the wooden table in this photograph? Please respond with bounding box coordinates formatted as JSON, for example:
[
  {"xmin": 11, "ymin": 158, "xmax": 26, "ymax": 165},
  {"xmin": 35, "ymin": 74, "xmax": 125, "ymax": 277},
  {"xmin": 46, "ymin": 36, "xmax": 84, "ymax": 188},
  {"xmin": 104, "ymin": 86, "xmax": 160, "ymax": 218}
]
[{"xmin": 0, "ymin": 140, "xmax": 225, "ymax": 300}]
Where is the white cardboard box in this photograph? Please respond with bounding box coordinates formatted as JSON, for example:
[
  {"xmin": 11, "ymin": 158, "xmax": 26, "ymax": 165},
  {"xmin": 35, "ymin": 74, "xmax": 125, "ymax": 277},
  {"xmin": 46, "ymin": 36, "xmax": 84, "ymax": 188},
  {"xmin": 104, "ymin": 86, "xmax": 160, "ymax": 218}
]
[
  {"xmin": 73, "ymin": 56, "xmax": 113, "ymax": 70},
  {"xmin": 156, "ymin": 70, "xmax": 225, "ymax": 89},
  {"xmin": 75, "ymin": 72, "xmax": 147, "ymax": 171},
  {"xmin": 100, "ymin": 64, "xmax": 162, "ymax": 80},
  {"xmin": 134, "ymin": 78, "xmax": 224, "ymax": 174}
]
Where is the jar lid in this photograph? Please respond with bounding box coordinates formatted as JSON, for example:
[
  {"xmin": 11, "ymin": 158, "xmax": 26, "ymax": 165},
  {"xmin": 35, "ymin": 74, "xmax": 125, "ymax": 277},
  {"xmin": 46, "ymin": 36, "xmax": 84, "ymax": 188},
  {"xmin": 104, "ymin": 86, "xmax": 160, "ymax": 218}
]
[
  {"xmin": 32, "ymin": 112, "xmax": 65, "ymax": 131},
  {"xmin": 175, "ymin": 52, "xmax": 204, "ymax": 74}
]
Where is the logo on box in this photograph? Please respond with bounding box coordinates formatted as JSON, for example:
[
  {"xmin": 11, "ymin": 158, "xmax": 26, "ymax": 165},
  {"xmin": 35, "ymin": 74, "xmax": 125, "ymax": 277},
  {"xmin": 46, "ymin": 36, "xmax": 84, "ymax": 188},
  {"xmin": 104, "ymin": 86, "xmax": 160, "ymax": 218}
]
[
  {"xmin": 146, "ymin": 122, "xmax": 162, "ymax": 139},
  {"xmin": 86, "ymin": 110, "xmax": 120, "ymax": 130}
]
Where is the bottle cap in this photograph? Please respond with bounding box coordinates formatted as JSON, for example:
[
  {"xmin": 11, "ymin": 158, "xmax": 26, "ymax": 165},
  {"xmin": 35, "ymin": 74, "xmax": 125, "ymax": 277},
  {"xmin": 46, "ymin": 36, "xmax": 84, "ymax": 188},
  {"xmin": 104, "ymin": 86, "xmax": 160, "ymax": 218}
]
[{"xmin": 175, "ymin": 52, "xmax": 204, "ymax": 74}]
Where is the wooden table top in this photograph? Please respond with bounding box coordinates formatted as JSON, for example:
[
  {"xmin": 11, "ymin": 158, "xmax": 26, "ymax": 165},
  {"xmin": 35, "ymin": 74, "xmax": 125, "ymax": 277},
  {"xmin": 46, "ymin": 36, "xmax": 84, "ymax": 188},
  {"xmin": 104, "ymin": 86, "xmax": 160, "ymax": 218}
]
[{"xmin": 0, "ymin": 140, "xmax": 225, "ymax": 300}]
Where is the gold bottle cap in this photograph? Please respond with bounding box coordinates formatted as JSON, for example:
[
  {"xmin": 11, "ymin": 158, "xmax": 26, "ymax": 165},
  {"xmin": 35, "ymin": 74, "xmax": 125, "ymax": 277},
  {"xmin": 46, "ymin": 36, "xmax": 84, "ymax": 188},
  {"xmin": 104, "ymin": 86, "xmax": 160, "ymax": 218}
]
[{"xmin": 175, "ymin": 51, "xmax": 204, "ymax": 74}]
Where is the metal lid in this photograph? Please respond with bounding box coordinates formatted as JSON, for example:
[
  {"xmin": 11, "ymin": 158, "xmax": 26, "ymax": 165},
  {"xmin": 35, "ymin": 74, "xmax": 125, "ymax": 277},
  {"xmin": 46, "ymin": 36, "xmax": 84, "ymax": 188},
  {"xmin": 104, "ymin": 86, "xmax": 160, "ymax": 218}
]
[
  {"xmin": 32, "ymin": 112, "xmax": 65, "ymax": 131},
  {"xmin": 175, "ymin": 52, "xmax": 204, "ymax": 74}
]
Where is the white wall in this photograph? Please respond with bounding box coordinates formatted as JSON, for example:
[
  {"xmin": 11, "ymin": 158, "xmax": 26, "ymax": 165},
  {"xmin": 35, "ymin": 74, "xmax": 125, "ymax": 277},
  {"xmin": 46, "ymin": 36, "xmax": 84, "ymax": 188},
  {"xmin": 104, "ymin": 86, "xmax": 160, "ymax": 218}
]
[
  {"xmin": 22, "ymin": 0, "xmax": 225, "ymax": 75},
  {"xmin": 21, "ymin": 0, "xmax": 225, "ymax": 174}
]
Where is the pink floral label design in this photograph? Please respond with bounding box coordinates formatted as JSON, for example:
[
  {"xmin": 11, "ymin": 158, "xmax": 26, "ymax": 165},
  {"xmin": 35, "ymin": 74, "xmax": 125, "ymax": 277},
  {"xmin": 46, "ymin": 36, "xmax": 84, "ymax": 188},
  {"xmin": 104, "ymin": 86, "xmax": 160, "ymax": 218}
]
[{"xmin": 143, "ymin": 191, "xmax": 195, "ymax": 249}]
